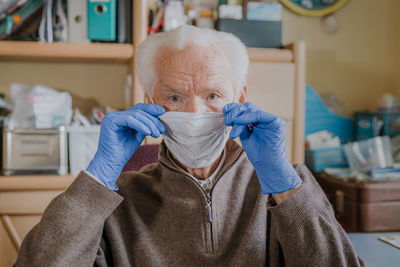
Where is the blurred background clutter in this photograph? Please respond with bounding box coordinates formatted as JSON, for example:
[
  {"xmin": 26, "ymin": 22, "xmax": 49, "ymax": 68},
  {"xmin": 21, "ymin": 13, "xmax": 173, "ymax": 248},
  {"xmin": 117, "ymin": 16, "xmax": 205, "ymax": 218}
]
[
  {"xmin": 0, "ymin": 0, "xmax": 135, "ymax": 180},
  {"xmin": 305, "ymin": 84, "xmax": 400, "ymax": 235},
  {"xmin": 0, "ymin": 0, "xmax": 132, "ymax": 43},
  {"xmin": 148, "ymin": 0, "xmax": 283, "ymax": 47},
  {"xmin": 1, "ymin": 0, "xmax": 400, "ymax": 266}
]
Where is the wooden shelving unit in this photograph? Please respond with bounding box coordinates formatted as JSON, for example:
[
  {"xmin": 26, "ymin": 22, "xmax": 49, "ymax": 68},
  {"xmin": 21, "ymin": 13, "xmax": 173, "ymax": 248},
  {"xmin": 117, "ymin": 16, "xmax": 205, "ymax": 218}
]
[
  {"xmin": 248, "ymin": 47, "xmax": 294, "ymax": 63},
  {"xmin": 0, "ymin": 1, "xmax": 146, "ymax": 193},
  {"xmin": 0, "ymin": 41, "xmax": 293, "ymax": 63},
  {"xmin": 0, "ymin": 0, "xmax": 148, "ymax": 192},
  {"xmin": 0, "ymin": 41, "xmax": 134, "ymax": 63},
  {"xmin": 0, "ymin": 0, "xmax": 147, "ymax": 104},
  {"xmin": 0, "ymin": 174, "xmax": 75, "ymax": 191}
]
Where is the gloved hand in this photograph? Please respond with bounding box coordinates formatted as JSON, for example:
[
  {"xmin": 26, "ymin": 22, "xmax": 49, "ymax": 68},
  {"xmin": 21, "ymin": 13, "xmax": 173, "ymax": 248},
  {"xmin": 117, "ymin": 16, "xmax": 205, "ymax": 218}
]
[
  {"xmin": 86, "ymin": 103, "xmax": 166, "ymax": 190},
  {"xmin": 223, "ymin": 102, "xmax": 302, "ymax": 194}
]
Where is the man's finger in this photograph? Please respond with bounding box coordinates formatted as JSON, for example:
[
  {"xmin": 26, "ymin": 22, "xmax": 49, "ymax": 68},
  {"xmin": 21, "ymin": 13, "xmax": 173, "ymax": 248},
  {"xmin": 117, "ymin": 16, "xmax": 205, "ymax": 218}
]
[
  {"xmin": 131, "ymin": 103, "xmax": 166, "ymax": 116},
  {"xmin": 138, "ymin": 110, "xmax": 166, "ymax": 133},
  {"xmin": 131, "ymin": 113, "xmax": 161, "ymax": 138},
  {"xmin": 231, "ymin": 110, "xmax": 277, "ymax": 125},
  {"xmin": 134, "ymin": 132, "xmax": 146, "ymax": 144},
  {"xmin": 230, "ymin": 124, "xmax": 247, "ymax": 139},
  {"xmin": 113, "ymin": 115, "xmax": 152, "ymax": 136},
  {"xmin": 223, "ymin": 102, "xmax": 240, "ymax": 114},
  {"xmin": 224, "ymin": 104, "xmax": 246, "ymax": 126}
]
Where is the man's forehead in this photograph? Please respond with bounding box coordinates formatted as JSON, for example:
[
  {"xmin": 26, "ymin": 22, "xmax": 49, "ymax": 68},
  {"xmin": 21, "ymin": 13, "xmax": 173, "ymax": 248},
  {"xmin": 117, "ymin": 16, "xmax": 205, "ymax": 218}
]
[
  {"xmin": 160, "ymin": 75, "xmax": 229, "ymax": 92},
  {"xmin": 154, "ymin": 44, "xmax": 230, "ymax": 73}
]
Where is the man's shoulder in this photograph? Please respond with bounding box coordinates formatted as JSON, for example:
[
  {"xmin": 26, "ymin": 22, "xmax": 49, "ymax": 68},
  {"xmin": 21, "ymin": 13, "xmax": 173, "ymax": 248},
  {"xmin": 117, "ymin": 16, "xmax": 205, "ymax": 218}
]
[{"xmin": 116, "ymin": 163, "xmax": 160, "ymax": 195}]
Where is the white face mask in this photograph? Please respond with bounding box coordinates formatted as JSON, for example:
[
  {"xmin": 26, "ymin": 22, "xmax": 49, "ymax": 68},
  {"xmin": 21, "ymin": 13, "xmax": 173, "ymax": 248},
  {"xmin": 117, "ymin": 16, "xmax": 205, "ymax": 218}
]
[{"xmin": 159, "ymin": 112, "xmax": 229, "ymax": 169}]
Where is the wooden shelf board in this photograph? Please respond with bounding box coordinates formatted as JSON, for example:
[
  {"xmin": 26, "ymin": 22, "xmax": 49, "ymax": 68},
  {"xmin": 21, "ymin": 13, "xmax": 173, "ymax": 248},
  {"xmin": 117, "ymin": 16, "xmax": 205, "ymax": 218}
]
[
  {"xmin": 0, "ymin": 174, "xmax": 75, "ymax": 191},
  {"xmin": 0, "ymin": 41, "xmax": 134, "ymax": 63},
  {"xmin": 248, "ymin": 48, "xmax": 294, "ymax": 63}
]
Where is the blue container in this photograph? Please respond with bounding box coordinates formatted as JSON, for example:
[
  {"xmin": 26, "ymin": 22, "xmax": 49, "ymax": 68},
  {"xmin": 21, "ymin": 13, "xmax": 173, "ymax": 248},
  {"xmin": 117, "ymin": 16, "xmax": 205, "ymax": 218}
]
[
  {"xmin": 382, "ymin": 113, "xmax": 400, "ymax": 136},
  {"xmin": 355, "ymin": 112, "xmax": 381, "ymax": 140},
  {"xmin": 305, "ymin": 146, "xmax": 348, "ymax": 173},
  {"xmin": 305, "ymin": 85, "xmax": 354, "ymax": 142},
  {"xmin": 87, "ymin": 0, "xmax": 116, "ymax": 41},
  {"xmin": 355, "ymin": 112, "xmax": 400, "ymax": 140}
]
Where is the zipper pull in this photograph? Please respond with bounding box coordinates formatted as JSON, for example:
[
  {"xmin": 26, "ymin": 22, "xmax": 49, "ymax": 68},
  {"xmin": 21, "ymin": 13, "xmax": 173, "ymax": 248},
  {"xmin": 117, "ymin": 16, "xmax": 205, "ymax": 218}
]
[{"xmin": 206, "ymin": 200, "xmax": 213, "ymax": 223}]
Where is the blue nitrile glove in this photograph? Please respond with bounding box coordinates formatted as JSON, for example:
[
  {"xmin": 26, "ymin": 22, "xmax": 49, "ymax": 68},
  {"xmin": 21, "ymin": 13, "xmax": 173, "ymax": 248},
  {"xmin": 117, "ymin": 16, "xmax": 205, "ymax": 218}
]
[
  {"xmin": 86, "ymin": 103, "xmax": 166, "ymax": 190},
  {"xmin": 223, "ymin": 102, "xmax": 302, "ymax": 194}
]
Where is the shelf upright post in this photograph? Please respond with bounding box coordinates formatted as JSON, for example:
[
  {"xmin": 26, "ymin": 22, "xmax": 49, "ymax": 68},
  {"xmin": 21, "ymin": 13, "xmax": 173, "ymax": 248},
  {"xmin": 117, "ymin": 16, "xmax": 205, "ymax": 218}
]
[{"xmin": 132, "ymin": 0, "xmax": 148, "ymax": 106}]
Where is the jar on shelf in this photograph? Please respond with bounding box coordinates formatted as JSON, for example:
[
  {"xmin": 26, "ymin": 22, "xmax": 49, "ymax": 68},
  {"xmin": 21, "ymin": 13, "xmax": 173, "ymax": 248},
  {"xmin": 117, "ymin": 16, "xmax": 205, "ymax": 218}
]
[{"xmin": 196, "ymin": 10, "xmax": 214, "ymax": 28}]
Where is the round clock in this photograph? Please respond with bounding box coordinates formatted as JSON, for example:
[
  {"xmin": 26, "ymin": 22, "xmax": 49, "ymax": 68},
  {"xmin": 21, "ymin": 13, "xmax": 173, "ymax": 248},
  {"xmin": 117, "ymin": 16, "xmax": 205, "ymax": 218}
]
[{"xmin": 280, "ymin": 0, "xmax": 348, "ymax": 16}]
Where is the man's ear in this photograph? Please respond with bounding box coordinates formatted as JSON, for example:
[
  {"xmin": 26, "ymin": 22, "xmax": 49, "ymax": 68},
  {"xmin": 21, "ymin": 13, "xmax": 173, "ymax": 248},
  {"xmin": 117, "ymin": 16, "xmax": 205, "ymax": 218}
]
[{"xmin": 239, "ymin": 86, "xmax": 247, "ymax": 103}]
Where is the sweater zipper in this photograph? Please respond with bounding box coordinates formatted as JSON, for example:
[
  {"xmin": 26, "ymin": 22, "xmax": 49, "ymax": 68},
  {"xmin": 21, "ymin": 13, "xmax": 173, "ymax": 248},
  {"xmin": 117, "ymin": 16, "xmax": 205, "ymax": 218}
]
[
  {"xmin": 159, "ymin": 150, "xmax": 244, "ymax": 253},
  {"xmin": 204, "ymin": 159, "xmax": 240, "ymax": 252},
  {"xmin": 205, "ymin": 194, "xmax": 214, "ymax": 252}
]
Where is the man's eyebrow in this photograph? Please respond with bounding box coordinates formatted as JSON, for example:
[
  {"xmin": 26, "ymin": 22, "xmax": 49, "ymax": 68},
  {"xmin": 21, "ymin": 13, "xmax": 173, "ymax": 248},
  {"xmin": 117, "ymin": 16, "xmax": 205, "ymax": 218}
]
[
  {"xmin": 199, "ymin": 88, "xmax": 224, "ymax": 94},
  {"xmin": 161, "ymin": 86, "xmax": 188, "ymax": 95}
]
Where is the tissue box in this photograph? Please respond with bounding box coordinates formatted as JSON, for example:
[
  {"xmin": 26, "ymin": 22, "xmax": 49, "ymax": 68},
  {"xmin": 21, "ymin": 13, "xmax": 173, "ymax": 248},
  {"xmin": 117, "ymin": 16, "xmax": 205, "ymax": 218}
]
[
  {"xmin": 68, "ymin": 126, "xmax": 100, "ymax": 176},
  {"xmin": 305, "ymin": 146, "xmax": 348, "ymax": 173}
]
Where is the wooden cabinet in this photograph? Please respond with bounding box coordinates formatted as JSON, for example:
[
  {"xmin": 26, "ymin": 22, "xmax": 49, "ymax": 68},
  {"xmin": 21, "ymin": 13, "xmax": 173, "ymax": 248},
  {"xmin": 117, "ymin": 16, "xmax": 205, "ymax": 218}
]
[
  {"xmin": 0, "ymin": 176, "xmax": 73, "ymax": 265},
  {"xmin": 1, "ymin": 215, "xmax": 41, "ymax": 266}
]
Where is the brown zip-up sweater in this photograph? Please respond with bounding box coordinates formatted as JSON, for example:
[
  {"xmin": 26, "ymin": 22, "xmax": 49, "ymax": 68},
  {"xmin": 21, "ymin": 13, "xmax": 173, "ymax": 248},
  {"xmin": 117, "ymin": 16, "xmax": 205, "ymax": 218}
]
[{"xmin": 15, "ymin": 140, "xmax": 366, "ymax": 266}]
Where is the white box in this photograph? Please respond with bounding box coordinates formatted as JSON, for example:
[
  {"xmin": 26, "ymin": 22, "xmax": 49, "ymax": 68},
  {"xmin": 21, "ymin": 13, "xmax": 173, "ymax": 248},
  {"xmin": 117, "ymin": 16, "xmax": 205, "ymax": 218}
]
[
  {"xmin": 68, "ymin": 126, "xmax": 100, "ymax": 176},
  {"xmin": 218, "ymin": 5, "xmax": 243, "ymax": 20},
  {"xmin": 247, "ymin": 2, "xmax": 282, "ymax": 21}
]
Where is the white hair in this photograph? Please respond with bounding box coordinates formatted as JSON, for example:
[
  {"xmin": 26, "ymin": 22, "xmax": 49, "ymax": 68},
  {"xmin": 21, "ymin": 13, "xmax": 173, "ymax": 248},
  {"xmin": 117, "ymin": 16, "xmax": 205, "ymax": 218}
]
[{"xmin": 135, "ymin": 25, "xmax": 249, "ymax": 98}]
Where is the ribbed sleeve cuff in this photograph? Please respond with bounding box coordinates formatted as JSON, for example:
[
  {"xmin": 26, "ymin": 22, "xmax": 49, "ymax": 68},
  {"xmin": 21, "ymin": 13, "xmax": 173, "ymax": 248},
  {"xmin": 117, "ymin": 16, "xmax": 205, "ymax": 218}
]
[
  {"xmin": 267, "ymin": 164, "xmax": 334, "ymax": 224},
  {"xmin": 62, "ymin": 171, "xmax": 124, "ymax": 219}
]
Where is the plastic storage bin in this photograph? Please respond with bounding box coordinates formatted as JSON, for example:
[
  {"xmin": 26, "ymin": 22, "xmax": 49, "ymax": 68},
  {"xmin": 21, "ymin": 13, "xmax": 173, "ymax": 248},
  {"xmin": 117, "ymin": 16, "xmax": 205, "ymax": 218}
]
[
  {"xmin": 305, "ymin": 146, "xmax": 348, "ymax": 173},
  {"xmin": 305, "ymin": 85, "xmax": 354, "ymax": 142},
  {"xmin": 355, "ymin": 112, "xmax": 400, "ymax": 140},
  {"xmin": 344, "ymin": 136, "xmax": 393, "ymax": 172},
  {"xmin": 382, "ymin": 113, "xmax": 400, "ymax": 136},
  {"xmin": 68, "ymin": 126, "xmax": 100, "ymax": 176}
]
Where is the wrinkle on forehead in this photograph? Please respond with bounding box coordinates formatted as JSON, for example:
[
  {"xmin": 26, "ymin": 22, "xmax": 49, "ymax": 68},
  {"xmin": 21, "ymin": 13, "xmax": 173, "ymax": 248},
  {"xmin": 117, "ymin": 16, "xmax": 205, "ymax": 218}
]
[{"xmin": 154, "ymin": 44, "xmax": 232, "ymax": 86}]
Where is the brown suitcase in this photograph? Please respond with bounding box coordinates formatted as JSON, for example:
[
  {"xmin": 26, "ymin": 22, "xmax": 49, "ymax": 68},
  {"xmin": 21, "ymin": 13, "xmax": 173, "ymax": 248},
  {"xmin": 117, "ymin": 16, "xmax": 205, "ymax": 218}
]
[{"xmin": 314, "ymin": 173, "xmax": 400, "ymax": 232}]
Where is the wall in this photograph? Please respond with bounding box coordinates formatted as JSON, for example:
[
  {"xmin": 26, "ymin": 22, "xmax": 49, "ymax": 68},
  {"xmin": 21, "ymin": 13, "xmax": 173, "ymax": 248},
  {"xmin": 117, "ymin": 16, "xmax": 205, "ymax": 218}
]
[
  {"xmin": 393, "ymin": 2, "xmax": 400, "ymax": 95},
  {"xmin": 281, "ymin": 0, "xmax": 400, "ymax": 116}
]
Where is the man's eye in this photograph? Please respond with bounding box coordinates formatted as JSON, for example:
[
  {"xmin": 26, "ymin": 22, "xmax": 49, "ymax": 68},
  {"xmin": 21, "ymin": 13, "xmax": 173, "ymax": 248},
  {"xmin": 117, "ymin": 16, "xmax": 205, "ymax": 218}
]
[
  {"xmin": 208, "ymin": 93, "xmax": 219, "ymax": 101},
  {"xmin": 168, "ymin": 95, "xmax": 180, "ymax": 102}
]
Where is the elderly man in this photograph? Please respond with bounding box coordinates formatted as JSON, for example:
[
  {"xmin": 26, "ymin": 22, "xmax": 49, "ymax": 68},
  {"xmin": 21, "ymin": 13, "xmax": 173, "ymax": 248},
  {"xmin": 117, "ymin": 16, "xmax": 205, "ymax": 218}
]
[{"xmin": 15, "ymin": 26, "xmax": 365, "ymax": 266}]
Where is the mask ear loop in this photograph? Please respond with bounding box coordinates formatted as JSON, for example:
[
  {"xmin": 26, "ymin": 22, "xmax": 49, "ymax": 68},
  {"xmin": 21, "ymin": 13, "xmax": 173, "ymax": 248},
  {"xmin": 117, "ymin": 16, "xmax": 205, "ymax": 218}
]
[
  {"xmin": 146, "ymin": 93, "xmax": 155, "ymax": 104},
  {"xmin": 147, "ymin": 94, "xmax": 170, "ymax": 113}
]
